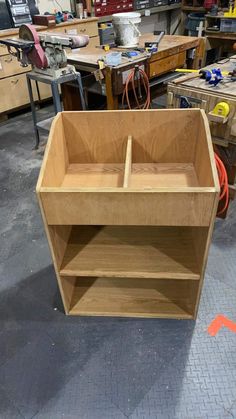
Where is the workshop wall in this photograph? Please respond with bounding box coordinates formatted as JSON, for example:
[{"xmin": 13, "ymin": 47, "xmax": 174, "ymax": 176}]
[
  {"xmin": 36, "ymin": 0, "xmax": 181, "ymax": 35},
  {"xmin": 140, "ymin": 12, "xmax": 181, "ymax": 35},
  {"xmin": 37, "ymin": 0, "xmax": 71, "ymax": 13},
  {"xmin": 140, "ymin": 14, "xmax": 167, "ymax": 33}
]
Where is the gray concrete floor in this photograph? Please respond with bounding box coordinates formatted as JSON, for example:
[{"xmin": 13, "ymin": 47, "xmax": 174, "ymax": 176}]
[{"xmin": 0, "ymin": 106, "xmax": 236, "ymax": 419}]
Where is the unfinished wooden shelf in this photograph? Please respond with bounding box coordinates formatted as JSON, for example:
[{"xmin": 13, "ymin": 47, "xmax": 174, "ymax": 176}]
[{"xmin": 37, "ymin": 109, "xmax": 219, "ymax": 319}]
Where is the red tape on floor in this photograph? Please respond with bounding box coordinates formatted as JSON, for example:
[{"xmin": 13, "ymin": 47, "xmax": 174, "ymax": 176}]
[{"xmin": 208, "ymin": 315, "xmax": 236, "ymax": 336}]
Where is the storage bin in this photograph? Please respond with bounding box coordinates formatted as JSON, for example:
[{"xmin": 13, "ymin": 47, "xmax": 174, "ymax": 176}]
[
  {"xmin": 186, "ymin": 12, "xmax": 205, "ymax": 36},
  {"xmin": 37, "ymin": 109, "xmax": 219, "ymax": 319},
  {"xmin": 220, "ymin": 18, "xmax": 236, "ymax": 33}
]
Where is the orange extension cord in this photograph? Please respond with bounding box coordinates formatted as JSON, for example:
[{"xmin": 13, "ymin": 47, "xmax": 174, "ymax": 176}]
[
  {"xmin": 214, "ymin": 152, "xmax": 229, "ymax": 215},
  {"xmin": 122, "ymin": 67, "xmax": 150, "ymax": 110}
]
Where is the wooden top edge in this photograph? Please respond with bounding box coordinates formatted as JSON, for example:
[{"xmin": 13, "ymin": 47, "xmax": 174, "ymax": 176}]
[
  {"xmin": 61, "ymin": 109, "xmax": 202, "ymax": 115},
  {"xmin": 39, "ymin": 186, "xmax": 218, "ymax": 193}
]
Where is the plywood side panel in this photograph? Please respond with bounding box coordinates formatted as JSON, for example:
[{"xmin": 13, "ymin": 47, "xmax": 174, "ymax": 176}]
[
  {"xmin": 40, "ymin": 190, "xmax": 216, "ymax": 226},
  {"xmin": 39, "ymin": 115, "xmax": 69, "ymax": 187},
  {"xmin": 48, "ymin": 225, "xmax": 72, "ymax": 268},
  {"xmin": 60, "ymin": 276, "xmax": 77, "ymax": 310},
  {"xmin": 193, "ymin": 194, "xmax": 219, "ymax": 319},
  {"xmin": 36, "ymin": 193, "xmax": 71, "ymax": 314},
  {"xmin": 194, "ymin": 111, "xmax": 220, "ymax": 188},
  {"xmin": 62, "ymin": 110, "xmax": 199, "ymax": 164}
]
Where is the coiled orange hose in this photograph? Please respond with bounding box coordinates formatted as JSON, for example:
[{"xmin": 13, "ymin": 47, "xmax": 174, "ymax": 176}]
[
  {"xmin": 122, "ymin": 67, "xmax": 150, "ymax": 110},
  {"xmin": 214, "ymin": 152, "xmax": 229, "ymax": 215}
]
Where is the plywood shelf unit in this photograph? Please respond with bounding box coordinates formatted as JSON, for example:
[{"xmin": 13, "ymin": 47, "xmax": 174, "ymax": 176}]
[{"xmin": 37, "ymin": 109, "xmax": 219, "ymax": 319}]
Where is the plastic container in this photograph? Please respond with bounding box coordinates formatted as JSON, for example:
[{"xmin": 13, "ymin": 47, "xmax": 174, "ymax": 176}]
[
  {"xmin": 105, "ymin": 52, "xmax": 122, "ymax": 66},
  {"xmin": 220, "ymin": 18, "xmax": 236, "ymax": 33},
  {"xmin": 186, "ymin": 13, "xmax": 205, "ymax": 36},
  {"xmin": 112, "ymin": 12, "xmax": 141, "ymax": 47}
]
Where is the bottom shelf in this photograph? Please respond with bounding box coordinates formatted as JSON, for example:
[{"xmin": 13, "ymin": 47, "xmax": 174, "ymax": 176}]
[{"xmin": 64, "ymin": 277, "xmax": 198, "ymax": 318}]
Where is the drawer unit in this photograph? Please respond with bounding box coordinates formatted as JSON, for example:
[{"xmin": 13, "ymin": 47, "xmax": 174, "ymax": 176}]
[
  {"xmin": 0, "ymin": 73, "xmax": 37, "ymax": 113},
  {"xmin": 94, "ymin": 0, "xmax": 133, "ymax": 16},
  {"xmin": 52, "ymin": 21, "xmax": 98, "ymax": 38},
  {"xmin": 0, "ymin": 42, "xmax": 8, "ymax": 57},
  {"xmin": 37, "ymin": 82, "xmax": 52, "ymax": 101},
  {"xmin": 134, "ymin": 0, "xmax": 151, "ymax": 9},
  {"xmin": 0, "ymin": 54, "xmax": 29, "ymax": 79},
  {"xmin": 149, "ymin": 51, "xmax": 186, "ymax": 78}
]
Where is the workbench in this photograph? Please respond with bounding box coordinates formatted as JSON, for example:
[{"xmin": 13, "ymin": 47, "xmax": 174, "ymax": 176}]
[
  {"xmin": 67, "ymin": 34, "xmax": 205, "ymax": 109},
  {"xmin": 167, "ymin": 57, "xmax": 236, "ymax": 191}
]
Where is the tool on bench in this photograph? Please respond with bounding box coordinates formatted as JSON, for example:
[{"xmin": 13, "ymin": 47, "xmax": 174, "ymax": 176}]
[
  {"xmin": 199, "ymin": 68, "xmax": 223, "ymax": 86},
  {"xmin": 174, "ymin": 68, "xmax": 227, "ymax": 86},
  {"xmin": 144, "ymin": 30, "xmax": 165, "ymax": 53},
  {"xmin": 0, "ymin": 23, "xmax": 89, "ymax": 78},
  {"xmin": 122, "ymin": 50, "xmax": 139, "ymax": 59}
]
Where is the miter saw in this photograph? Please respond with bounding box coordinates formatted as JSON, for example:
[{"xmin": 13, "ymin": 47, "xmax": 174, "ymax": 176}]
[{"xmin": 0, "ymin": 24, "xmax": 89, "ymax": 78}]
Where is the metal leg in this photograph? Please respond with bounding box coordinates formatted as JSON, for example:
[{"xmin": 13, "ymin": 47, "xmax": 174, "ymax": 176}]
[
  {"xmin": 26, "ymin": 75, "xmax": 40, "ymax": 149},
  {"xmin": 51, "ymin": 81, "xmax": 62, "ymax": 114},
  {"xmin": 76, "ymin": 72, "xmax": 86, "ymax": 110}
]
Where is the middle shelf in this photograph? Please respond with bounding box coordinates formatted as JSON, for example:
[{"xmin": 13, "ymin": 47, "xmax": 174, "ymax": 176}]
[{"xmin": 59, "ymin": 225, "xmax": 205, "ymax": 280}]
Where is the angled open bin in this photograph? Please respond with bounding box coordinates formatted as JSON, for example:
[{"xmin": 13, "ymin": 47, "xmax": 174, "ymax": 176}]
[{"xmin": 37, "ymin": 109, "xmax": 219, "ymax": 319}]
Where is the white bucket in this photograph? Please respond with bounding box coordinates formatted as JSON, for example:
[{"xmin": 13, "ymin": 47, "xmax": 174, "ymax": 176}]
[{"xmin": 112, "ymin": 12, "xmax": 141, "ymax": 47}]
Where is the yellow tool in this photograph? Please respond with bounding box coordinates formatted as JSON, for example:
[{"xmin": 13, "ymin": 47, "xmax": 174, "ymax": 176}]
[
  {"xmin": 211, "ymin": 102, "xmax": 230, "ymax": 117},
  {"xmin": 175, "ymin": 68, "xmax": 229, "ymax": 76},
  {"xmin": 224, "ymin": 0, "xmax": 236, "ymax": 17}
]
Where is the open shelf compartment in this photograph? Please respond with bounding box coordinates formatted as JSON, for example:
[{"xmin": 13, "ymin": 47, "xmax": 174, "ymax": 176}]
[
  {"xmin": 61, "ymin": 276, "xmax": 199, "ymax": 319},
  {"xmin": 39, "ymin": 110, "xmax": 217, "ymax": 190},
  {"xmin": 37, "ymin": 109, "xmax": 219, "ymax": 227},
  {"xmin": 59, "ymin": 225, "xmax": 205, "ymax": 280}
]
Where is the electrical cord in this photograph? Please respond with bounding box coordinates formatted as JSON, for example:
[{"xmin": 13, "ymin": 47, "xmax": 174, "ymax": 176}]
[
  {"xmin": 214, "ymin": 152, "xmax": 229, "ymax": 215},
  {"xmin": 122, "ymin": 67, "xmax": 151, "ymax": 110}
]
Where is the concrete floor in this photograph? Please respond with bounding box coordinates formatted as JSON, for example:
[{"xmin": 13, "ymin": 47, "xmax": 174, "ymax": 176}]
[{"xmin": 0, "ymin": 106, "xmax": 236, "ymax": 419}]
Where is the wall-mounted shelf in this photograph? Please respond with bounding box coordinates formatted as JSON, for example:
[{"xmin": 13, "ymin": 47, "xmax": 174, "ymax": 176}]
[{"xmin": 98, "ymin": 3, "xmax": 181, "ymax": 22}]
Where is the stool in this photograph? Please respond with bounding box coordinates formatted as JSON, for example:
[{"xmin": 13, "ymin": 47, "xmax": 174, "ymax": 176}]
[{"xmin": 26, "ymin": 71, "xmax": 85, "ymax": 149}]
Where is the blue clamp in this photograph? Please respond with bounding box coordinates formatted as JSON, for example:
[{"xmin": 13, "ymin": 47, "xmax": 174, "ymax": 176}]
[{"xmin": 208, "ymin": 68, "xmax": 223, "ymax": 86}]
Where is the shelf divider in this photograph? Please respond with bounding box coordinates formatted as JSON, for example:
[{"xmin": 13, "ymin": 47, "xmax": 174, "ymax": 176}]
[{"xmin": 123, "ymin": 135, "xmax": 132, "ymax": 188}]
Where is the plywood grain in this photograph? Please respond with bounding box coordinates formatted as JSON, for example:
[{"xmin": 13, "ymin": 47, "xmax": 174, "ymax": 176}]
[
  {"xmin": 130, "ymin": 163, "xmax": 199, "ymax": 188},
  {"xmin": 60, "ymin": 225, "xmax": 201, "ymax": 279},
  {"xmin": 40, "ymin": 189, "xmax": 215, "ymax": 226},
  {"xmin": 37, "ymin": 109, "xmax": 218, "ymax": 318},
  {"xmin": 69, "ymin": 277, "xmax": 197, "ymax": 318},
  {"xmin": 62, "ymin": 109, "xmax": 199, "ymax": 165},
  {"xmin": 62, "ymin": 163, "xmax": 124, "ymax": 188}
]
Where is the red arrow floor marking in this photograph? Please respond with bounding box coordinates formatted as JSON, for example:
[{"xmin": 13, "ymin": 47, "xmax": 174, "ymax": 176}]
[{"xmin": 208, "ymin": 315, "xmax": 236, "ymax": 336}]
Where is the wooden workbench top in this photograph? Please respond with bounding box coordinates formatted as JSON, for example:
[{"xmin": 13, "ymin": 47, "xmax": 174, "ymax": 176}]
[
  {"xmin": 0, "ymin": 17, "xmax": 98, "ymax": 39},
  {"xmin": 67, "ymin": 34, "xmax": 201, "ymax": 67}
]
